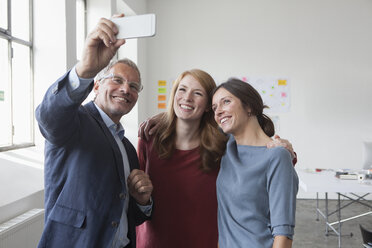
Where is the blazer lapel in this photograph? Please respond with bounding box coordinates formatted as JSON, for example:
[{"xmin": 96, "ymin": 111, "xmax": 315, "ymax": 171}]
[
  {"xmin": 122, "ymin": 137, "xmax": 138, "ymax": 171},
  {"xmin": 83, "ymin": 101, "xmax": 126, "ymax": 182}
]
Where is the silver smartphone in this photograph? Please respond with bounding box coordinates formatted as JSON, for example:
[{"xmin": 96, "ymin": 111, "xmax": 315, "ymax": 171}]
[{"xmin": 111, "ymin": 14, "xmax": 156, "ymax": 39}]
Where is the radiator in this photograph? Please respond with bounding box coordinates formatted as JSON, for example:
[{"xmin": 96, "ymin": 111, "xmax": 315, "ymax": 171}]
[{"xmin": 0, "ymin": 209, "xmax": 44, "ymax": 248}]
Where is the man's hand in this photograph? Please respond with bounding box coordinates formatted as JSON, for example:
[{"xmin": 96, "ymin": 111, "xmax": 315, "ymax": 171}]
[
  {"xmin": 138, "ymin": 112, "xmax": 165, "ymax": 140},
  {"xmin": 76, "ymin": 14, "xmax": 126, "ymax": 79},
  {"xmin": 267, "ymin": 135, "xmax": 296, "ymax": 160},
  {"xmin": 127, "ymin": 169, "xmax": 153, "ymax": 206}
]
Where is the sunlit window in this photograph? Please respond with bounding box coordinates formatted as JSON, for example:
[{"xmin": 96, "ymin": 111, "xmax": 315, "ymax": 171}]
[
  {"xmin": 0, "ymin": 0, "xmax": 33, "ymax": 151},
  {"xmin": 76, "ymin": 0, "xmax": 86, "ymax": 61}
]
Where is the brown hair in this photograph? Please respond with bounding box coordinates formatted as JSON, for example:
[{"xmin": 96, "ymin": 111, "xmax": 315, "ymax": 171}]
[
  {"xmin": 212, "ymin": 78, "xmax": 275, "ymax": 137},
  {"xmin": 153, "ymin": 69, "xmax": 227, "ymax": 171}
]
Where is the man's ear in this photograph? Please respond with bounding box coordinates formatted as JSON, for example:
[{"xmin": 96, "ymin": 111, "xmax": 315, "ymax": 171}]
[{"xmin": 93, "ymin": 80, "xmax": 100, "ymax": 93}]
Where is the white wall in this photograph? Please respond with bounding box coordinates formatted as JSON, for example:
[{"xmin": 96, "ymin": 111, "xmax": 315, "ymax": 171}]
[{"xmin": 145, "ymin": 0, "xmax": 372, "ymax": 173}]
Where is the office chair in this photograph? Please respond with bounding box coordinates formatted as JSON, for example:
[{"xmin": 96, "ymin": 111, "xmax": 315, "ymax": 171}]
[{"xmin": 360, "ymin": 224, "xmax": 372, "ymax": 247}]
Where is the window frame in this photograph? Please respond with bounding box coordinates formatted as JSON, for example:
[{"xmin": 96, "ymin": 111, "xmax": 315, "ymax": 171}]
[
  {"xmin": 0, "ymin": 0, "xmax": 34, "ymax": 152},
  {"xmin": 76, "ymin": 0, "xmax": 87, "ymax": 61}
]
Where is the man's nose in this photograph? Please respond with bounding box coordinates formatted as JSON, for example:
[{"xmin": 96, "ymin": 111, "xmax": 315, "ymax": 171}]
[{"xmin": 119, "ymin": 82, "xmax": 131, "ymax": 93}]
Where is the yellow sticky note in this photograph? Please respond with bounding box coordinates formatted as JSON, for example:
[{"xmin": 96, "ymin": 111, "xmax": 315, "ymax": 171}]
[
  {"xmin": 158, "ymin": 80, "xmax": 166, "ymax": 86},
  {"xmin": 158, "ymin": 88, "xmax": 166, "ymax": 94},
  {"xmin": 158, "ymin": 95, "xmax": 166, "ymax": 101},
  {"xmin": 158, "ymin": 103, "xmax": 166, "ymax": 109},
  {"xmin": 278, "ymin": 79, "xmax": 287, "ymax": 86}
]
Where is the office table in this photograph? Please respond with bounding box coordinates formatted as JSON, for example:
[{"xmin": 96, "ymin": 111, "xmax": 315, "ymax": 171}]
[{"xmin": 297, "ymin": 169, "xmax": 372, "ymax": 248}]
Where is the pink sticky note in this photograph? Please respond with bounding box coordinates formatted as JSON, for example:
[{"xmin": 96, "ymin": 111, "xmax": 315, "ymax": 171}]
[{"xmin": 281, "ymin": 92, "xmax": 287, "ymax": 98}]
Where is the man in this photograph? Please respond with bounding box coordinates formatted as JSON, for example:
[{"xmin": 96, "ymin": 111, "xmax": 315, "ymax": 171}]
[{"xmin": 36, "ymin": 14, "xmax": 153, "ymax": 248}]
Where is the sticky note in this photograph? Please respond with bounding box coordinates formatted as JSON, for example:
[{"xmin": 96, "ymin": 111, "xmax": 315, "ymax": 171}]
[
  {"xmin": 158, "ymin": 88, "xmax": 166, "ymax": 94},
  {"xmin": 158, "ymin": 80, "xmax": 166, "ymax": 86},
  {"xmin": 158, "ymin": 95, "xmax": 166, "ymax": 101},
  {"xmin": 281, "ymin": 92, "xmax": 287, "ymax": 98},
  {"xmin": 278, "ymin": 79, "xmax": 287, "ymax": 86},
  {"xmin": 158, "ymin": 103, "xmax": 166, "ymax": 109}
]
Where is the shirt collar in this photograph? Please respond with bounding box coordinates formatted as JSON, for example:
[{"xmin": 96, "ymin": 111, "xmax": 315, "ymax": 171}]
[{"xmin": 94, "ymin": 102, "xmax": 125, "ymax": 139}]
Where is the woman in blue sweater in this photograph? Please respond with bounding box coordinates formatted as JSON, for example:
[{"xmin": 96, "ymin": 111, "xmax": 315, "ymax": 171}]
[{"xmin": 212, "ymin": 78, "xmax": 299, "ymax": 248}]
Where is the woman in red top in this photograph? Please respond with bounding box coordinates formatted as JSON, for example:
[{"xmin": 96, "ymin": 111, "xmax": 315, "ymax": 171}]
[{"xmin": 136, "ymin": 69, "xmax": 227, "ymax": 248}]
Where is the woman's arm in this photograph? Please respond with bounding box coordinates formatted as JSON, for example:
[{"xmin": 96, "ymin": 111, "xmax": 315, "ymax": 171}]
[
  {"xmin": 273, "ymin": 235, "xmax": 292, "ymax": 248},
  {"xmin": 267, "ymin": 149, "xmax": 298, "ymax": 247}
]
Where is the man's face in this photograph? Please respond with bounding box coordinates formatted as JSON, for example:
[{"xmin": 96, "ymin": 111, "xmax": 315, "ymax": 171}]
[{"xmin": 94, "ymin": 63, "xmax": 140, "ymax": 123}]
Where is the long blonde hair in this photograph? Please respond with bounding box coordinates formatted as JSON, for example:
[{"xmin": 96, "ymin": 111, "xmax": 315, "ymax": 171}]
[{"xmin": 153, "ymin": 69, "xmax": 227, "ymax": 171}]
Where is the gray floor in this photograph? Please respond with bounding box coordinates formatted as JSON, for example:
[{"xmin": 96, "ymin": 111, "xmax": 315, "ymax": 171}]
[{"xmin": 293, "ymin": 199, "xmax": 372, "ymax": 248}]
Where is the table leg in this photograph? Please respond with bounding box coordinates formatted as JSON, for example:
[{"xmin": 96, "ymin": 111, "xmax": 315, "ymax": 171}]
[
  {"xmin": 316, "ymin": 192, "xmax": 319, "ymax": 221},
  {"xmin": 337, "ymin": 193, "xmax": 341, "ymax": 248},
  {"xmin": 325, "ymin": 192, "xmax": 329, "ymax": 235}
]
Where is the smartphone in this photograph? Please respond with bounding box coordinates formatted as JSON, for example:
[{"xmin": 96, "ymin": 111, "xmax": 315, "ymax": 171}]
[{"xmin": 111, "ymin": 14, "xmax": 156, "ymax": 39}]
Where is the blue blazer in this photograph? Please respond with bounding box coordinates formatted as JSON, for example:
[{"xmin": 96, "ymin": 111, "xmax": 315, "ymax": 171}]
[{"xmin": 35, "ymin": 71, "xmax": 149, "ymax": 248}]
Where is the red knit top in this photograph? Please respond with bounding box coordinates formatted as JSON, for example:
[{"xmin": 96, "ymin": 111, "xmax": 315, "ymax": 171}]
[{"xmin": 136, "ymin": 138, "xmax": 219, "ymax": 248}]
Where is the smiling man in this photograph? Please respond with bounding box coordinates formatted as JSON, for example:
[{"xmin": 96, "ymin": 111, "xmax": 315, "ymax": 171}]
[
  {"xmin": 94, "ymin": 60, "xmax": 141, "ymax": 123},
  {"xmin": 35, "ymin": 15, "xmax": 153, "ymax": 248}
]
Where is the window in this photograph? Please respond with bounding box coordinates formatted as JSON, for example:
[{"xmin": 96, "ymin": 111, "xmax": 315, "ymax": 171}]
[
  {"xmin": 0, "ymin": 0, "xmax": 33, "ymax": 151},
  {"xmin": 76, "ymin": 0, "xmax": 86, "ymax": 61}
]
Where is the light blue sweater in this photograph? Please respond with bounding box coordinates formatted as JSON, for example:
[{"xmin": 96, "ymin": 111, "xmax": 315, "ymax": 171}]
[{"xmin": 217, "ymin": 135, "xmax": 298, "ymax": 248}]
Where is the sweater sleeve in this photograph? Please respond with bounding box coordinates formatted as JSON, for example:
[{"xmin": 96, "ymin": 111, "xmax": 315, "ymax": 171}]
[{"xmin": 266, "ymin": 147, "xmax": 299, "ymax": 239}]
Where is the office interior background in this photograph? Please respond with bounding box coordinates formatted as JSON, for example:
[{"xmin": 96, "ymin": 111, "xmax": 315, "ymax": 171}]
[{"xmin": 0, "ymin": 0, "xmax": 371, "ymax": 247}]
